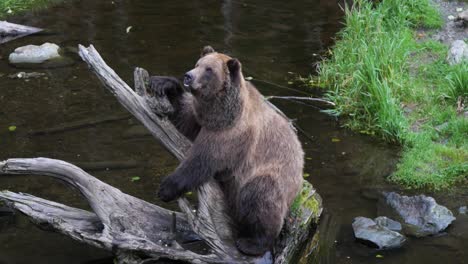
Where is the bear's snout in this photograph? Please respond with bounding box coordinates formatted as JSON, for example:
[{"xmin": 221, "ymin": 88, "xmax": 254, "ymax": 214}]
[{"xmin": 183, "ymin": 72, "xmax": 193, "ymax": 88}]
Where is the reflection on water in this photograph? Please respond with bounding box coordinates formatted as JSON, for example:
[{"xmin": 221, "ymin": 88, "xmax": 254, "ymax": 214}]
[{"xmin": 0, "ymin": 0, "xmax": 466, "ymax": 264}]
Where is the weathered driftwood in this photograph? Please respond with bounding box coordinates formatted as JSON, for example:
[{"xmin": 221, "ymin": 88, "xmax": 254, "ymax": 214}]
[
  {"xmin": 0, "ymin": 44, "xmax": 322, "ymax": 264},
  {"xmin": 0, "ymin": 158, "xmax": 232, "ymax": 264},
  {"xmin": 0, "ymin": 21, "xmax": 43, "ymax": 44}
]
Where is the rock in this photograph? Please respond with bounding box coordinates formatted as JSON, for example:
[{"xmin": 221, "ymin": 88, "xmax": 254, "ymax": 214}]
[
  {"xmin": 448, "ymin": 15, "xmax": 456, "ymax": 20},
  {"xmin": 456, "ymin": 9, "xmax": 468, "ymax": 25},
  {"xmin": 383, "ymin": 192, "xmax": 456, "ymax": 237},
  {"xmin": 446, "ymin": 40, "xmax": 468, "ymax": 65},
  {"xmin": 9, "ymin": 43, "xmax": 61, "ymax": 64},
  {"xmin": 352, "ymin": 217, "xmax": 406, "ymax": 249},
  {"xmin": 374, "ymin": 216, "xmax": 402, "ymax": 232},
  {"xmin": 459, "ymin": 206, "xmax": 467, "ymax": 215},
  {"xmin": 8, "ymin": 72, "xmax": 46, "ymax": 79},
  {"xmin": 434, "ymin": 122, "xmax": 449, "ymax": 132}
]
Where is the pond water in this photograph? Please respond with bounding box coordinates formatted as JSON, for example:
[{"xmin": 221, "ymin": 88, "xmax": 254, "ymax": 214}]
[{"xmin": 0, "ymin": 0, "xmax": 466, "ymax": 264}]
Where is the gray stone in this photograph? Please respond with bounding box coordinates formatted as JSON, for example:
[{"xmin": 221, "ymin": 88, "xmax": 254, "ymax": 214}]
[
  {"xmin": 352, "ymin": 217, "xmax": 406, "ymax": 249},
  {"xmin": 446, "ymin": 40, "xmax": 468, "ymax": 65},
  {"xmin": 374, "ymin": 216, "xmax": 402, "ymax": 232},
  {"xmin": 384, "ymin": 192, "xmax": 456, "ymax": 237},
  {"xmin": 434, "ymin": 122, "xmax": 449, "ymax": 132},
  {"xmin": 9, "ymin": 43, "xmax": 61, "ymax": 64},
  {"xmin": 8, "ymin": 72, "xmax": 46, "ymax": 79},
  {"xmin": 459, "ymin": 206, "xmax": 467, "ymax": 215},
  {"xmin": 456, "ymin": 10, "xmax": 468, "ymax": 25}
]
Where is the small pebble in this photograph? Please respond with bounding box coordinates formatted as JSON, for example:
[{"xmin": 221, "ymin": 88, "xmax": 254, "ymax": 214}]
[
  {"xmin": 448, "ymin": 15, "xmax": 455, "ymax": 20},
  {"xmin": 459, "ymin": 206, "xmax": 467, "ymax": 215},
  {"xmin": 456, "ymin": 8, "xmax": 463, "ymax": 12}
]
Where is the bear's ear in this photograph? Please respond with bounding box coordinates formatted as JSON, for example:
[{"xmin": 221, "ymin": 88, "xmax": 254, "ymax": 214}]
[
  {"xmin": 227, "ymin": 58, "xmax": 241, "ymax": 74},
  {"xmin": 227, "ymin": 58, "xmax": 242, "ymax": 83},
  {"xmin": 201, "ymin": 46, "xmax": 215, "ymax": 57}
]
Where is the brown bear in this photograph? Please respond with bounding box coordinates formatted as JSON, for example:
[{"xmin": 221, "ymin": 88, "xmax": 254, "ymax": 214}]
[{"xmin": 153, "ymin": 46, "xmax": 304, "ymax": 256}]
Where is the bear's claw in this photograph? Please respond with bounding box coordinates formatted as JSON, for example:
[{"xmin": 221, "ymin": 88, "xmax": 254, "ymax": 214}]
[
  {"xmin": 235, "ymin": 238, "xmax": 269, "ymax": 256},
  {"xmin": 158, "ymin": 176, "xmax": 183, "ymax": 202}
]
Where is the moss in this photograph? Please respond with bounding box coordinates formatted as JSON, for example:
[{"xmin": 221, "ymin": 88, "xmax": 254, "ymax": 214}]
[
  {"xmin": 297, "ymin": 231, "xmax": 320, "ymax": 264},
  {"xmin": 0, "ymin": 0, "xmax": 64, "ymax": 18},
  {"xmin": 291, "ymin": 181, "xmax": 322, "ymax": 224}
]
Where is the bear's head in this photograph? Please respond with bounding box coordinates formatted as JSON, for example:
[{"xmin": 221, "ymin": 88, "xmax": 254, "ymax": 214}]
[
  {"xmin": 183, "ymin": 46, "xmax": 244, "ymax": 130},
  {"xmin": 183, "ymin": 46, "xmax": 242, "ymax": 100}
]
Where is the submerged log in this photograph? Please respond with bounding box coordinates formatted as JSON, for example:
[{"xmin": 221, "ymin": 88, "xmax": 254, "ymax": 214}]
[
  {"xmin": 0, "ymin": 45, "xmax": 322, "ymax": 263},
  {"xmin": 30, "ymin": 114, "xmax": 130, "ymax": 135},
  {"xmin": 0, "ymin": 21, "xmax": 43, "ymax": 44}
]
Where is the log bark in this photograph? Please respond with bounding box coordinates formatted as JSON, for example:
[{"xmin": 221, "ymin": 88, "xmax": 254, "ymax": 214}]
[
  {"xmin": 0, "ymin": 21, "xmax": 43, "ymax": 44},
  {"xmin": 0, "ymin": 44, "xmax": 322, "ymax": 264}
]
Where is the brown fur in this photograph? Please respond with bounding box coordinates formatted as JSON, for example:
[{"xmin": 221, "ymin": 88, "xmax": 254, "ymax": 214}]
[{"xmin": 154, "ymin": 46, "xmax": 303, "ymax": 256}]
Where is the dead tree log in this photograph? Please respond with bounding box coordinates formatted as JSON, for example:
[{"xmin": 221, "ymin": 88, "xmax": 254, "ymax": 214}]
[
  {"xmin": 0, "ymin": 21, "xmax": 43, "ymax": 44},
  {"xmin": 0, "ymin": 45, "xmax": 322, "ymax": 264}
]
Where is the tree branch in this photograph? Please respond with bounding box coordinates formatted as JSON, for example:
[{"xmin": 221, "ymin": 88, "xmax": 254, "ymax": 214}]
[{"xmin": 265, "ymin": 96, "xmax": 335, "ymax": 106}]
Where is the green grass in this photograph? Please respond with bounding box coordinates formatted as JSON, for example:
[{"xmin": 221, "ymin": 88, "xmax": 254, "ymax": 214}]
[
  {"xmin": 311, "ymin": 0, "xmax": 467, "ymax": 189},
  {"xmin": 0, "ymin": 0, "xmax": 62, "ymax": 18}
]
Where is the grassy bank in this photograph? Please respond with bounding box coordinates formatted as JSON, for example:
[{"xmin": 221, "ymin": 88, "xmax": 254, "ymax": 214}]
[
  {"xmin": 311, "ymin": 0, "xmax": 467, "ymax": 189},
  {"xmin": 0, "ymin": 0, "xmax": 61, "ymax": 18}
]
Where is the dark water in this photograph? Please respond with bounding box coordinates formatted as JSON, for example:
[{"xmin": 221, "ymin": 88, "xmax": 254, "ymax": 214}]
[{"xmin": 0, "ymin": 0, "xmax": 466, "ymax": 264}]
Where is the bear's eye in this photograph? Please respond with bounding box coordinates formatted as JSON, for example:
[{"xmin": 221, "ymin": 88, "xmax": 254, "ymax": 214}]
[{"xmin": 206, "ymin": 67, "xmax": 213, "ymax": 73}]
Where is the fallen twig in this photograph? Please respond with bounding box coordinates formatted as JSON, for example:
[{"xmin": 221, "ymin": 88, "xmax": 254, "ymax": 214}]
[{"xmin": 265, "ymin": 96, "xmax": 335, "ymax": 106}]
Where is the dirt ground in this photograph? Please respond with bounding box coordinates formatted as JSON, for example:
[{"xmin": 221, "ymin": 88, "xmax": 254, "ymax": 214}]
[{"xmin": 430, "ymin": 0, "xmax": 467, "ymax": 44}]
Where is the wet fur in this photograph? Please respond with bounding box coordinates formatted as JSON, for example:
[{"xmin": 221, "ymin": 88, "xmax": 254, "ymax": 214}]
[{"xmin": 153, "ymin": 47, "xmax": 303, "ymax": 256}]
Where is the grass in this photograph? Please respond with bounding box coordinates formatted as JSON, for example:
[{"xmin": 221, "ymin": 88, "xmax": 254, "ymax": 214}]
[
  {"xmin": 310, "ymin": 0, "xmax": 467, "ymax": 189},
  {"xmin": 0, "ymin": 0, "xmax": 62, "ymax": 18}
]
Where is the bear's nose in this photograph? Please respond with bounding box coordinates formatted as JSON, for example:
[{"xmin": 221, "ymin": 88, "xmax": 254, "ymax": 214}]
[{"xmin": 183, "ymin": 72, "xmax": 193, "ymax": 88}]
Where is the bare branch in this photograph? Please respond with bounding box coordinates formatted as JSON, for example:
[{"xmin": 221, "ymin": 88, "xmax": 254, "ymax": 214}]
[
  {"xmin": 0, "ymin": 21, "xmax": 43, "ymax": 44},
  {"xmin": 265, "ymin": 96, "xmax": 335, "ymax": 106}
]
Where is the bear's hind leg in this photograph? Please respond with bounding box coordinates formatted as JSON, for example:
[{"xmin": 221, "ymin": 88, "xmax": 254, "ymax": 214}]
[{"xmin": 236, "ymin": 176, "xmax": 285, "ymax": 256}]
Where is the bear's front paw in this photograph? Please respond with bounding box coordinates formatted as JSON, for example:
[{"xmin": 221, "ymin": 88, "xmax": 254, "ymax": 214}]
[
  {"xmin": 149, "ymin": 76, "xmax": 184, "ymax": 98},
  {"xmin": 158, "ymin": 176, "xmax": 183, "ymax": 202},
  {"xmin": 227, "ymin": 58, "xmax": 241, "ymax": 74}
]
